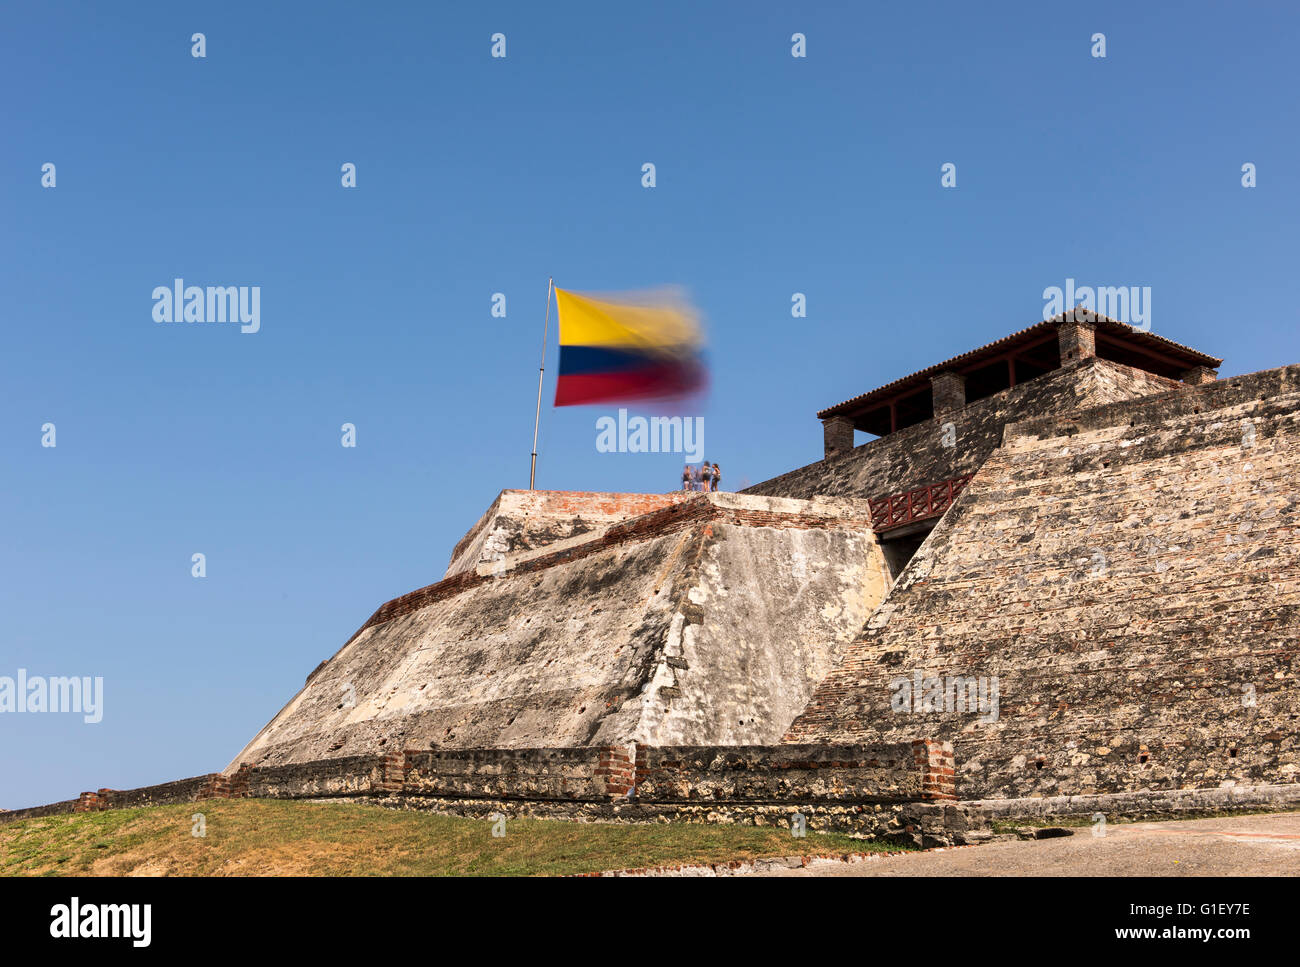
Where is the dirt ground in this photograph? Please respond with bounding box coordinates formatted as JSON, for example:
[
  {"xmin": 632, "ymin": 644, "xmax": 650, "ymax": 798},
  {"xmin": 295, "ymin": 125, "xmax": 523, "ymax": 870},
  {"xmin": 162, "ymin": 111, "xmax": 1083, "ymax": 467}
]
[{"xmin": 748, "ymin": 811, "xmax": 1300, "ymax": 876}]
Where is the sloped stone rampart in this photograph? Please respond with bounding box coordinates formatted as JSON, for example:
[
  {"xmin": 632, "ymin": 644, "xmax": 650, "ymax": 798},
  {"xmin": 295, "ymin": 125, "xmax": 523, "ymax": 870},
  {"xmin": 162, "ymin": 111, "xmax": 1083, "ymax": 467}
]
[{"xmin": 786, "ymin": 366, "xmax": 1300, "ymax": 800}]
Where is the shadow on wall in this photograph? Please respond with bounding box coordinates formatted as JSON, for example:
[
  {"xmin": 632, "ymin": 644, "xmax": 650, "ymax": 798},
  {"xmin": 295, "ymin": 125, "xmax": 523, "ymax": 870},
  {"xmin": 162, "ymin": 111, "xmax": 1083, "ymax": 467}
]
[{"xmin": 879, "ymin": 525, "xmax": 934, "ymax": 582}]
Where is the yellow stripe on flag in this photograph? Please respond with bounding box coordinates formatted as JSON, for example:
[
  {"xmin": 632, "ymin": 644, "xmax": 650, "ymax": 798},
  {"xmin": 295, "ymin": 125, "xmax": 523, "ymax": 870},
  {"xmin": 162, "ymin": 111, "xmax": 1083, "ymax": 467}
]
[{"xmin": 555, "ymin": 288, "xmax": 702, "ymax": 350}]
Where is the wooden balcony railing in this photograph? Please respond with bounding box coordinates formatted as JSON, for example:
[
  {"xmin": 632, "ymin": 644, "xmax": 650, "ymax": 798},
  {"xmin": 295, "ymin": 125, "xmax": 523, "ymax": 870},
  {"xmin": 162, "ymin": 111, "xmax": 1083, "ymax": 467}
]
[{"xmin": 868, "ymin": 474, "xmax": 975, "ymax": 533}]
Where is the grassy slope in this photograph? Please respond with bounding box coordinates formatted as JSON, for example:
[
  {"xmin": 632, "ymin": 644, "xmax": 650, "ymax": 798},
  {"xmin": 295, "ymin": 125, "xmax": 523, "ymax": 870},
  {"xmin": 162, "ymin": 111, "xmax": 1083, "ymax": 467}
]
[{"xmin": 0, "ymin": 800, "xmax": 908, "ymax": 876}]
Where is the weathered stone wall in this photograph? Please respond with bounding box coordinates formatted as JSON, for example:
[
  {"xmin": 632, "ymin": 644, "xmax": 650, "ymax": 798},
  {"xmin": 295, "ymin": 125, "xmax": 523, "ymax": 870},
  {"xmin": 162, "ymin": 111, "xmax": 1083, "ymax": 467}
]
[
  {"xmin": 1007, "ymin": 362, "xmax": 1300, "ymax": 442},
  {"xmin": 785, "ymin": 365, "xmax": 1300, "ymax": 800},
  {"xmin": 1085, "ymin": 359, "xmax": 1184, "ymax": 405},
  {"xmin": 0, "ymin": 798, "xmax": 83, "ymax": 823},
  {"xmin": 971, "ymin": 783, "xmax": 1300, "ymax": 822},
  {"xmin": 367, "ymin": 795, "xmax": 978, "ymax": 843},
  {"xmin": 100, "ymin": 775, "xmax": 216, "ymax": 810},
  {"xmin": 227, "ymin": 492, "xmax": 891, "ymax": 770},
  {"xmin": 401, "ymin": 747, "xmax": 633, "ymax": 802},
  {"xmin": 3, "ymin": 742, "xmax": 983, "ymax": 845},
  {"xmin": 743, "ymin": 358, "xmax": 1190, "ymax": 504},
  {"xmin": 237, "ymin": 754, "xmax": 395, "ymax": 800},
  {"xmin": 632, "ymin": 741, "xmax": 946, "ymax": 802},
  {"xmin": 0, "ymin": 775, "xmax": 221, "ymax": 823},
  {"xmin": 446, "ymin": 490, "xmax": 693, "ymax": 578}
]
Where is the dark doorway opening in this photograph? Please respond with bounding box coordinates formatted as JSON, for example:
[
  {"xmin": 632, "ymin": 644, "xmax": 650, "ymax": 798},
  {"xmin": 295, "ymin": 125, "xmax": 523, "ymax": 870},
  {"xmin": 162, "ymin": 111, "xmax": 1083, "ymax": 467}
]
[{"xmin": 879, "ymin": 522, "xmax": 935, "ymax": 582}]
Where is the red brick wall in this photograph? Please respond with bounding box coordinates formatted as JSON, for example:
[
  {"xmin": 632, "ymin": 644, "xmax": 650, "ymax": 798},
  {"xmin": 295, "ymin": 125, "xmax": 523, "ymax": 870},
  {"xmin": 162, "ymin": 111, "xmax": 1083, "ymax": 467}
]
[{"xmin": 913, "ymin": 740, "xmax": 957, "ymax": 801}]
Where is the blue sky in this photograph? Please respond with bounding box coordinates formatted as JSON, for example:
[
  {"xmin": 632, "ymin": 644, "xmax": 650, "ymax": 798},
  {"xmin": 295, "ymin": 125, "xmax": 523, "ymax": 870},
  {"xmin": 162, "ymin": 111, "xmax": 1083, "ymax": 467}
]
[{"xmin": 3, "ymin": 1, "xmax": 1297, "ymax": 807}]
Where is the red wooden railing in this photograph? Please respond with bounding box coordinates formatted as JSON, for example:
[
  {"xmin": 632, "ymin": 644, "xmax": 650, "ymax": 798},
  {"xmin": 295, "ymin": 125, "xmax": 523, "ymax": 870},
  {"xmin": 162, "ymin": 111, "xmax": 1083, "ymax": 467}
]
[{"xmin": 868, "ymin": 474, "xmax": 975, "ymax": 533}]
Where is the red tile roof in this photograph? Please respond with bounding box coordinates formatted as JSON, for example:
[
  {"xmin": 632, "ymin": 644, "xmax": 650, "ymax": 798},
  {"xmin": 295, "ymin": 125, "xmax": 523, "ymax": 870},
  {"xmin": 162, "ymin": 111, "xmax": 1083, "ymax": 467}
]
[{"xmin": 817, "ymin": 310, "xmax": 1222, "ymax": 420}]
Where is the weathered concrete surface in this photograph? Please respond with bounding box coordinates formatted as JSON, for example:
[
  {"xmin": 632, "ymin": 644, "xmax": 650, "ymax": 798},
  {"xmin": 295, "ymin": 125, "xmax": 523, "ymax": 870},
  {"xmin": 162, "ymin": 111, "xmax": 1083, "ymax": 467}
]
[
  {"xmin": 227, "ymin": 492, "xmax": 891, "ymax": 771},
  {"xmin": 745, "ymin": 811, "xmax": 1300, "ymax": 876},
  {"xmin": 786, "ymin": 365, "xmax": 1300, "ymax": 799}
]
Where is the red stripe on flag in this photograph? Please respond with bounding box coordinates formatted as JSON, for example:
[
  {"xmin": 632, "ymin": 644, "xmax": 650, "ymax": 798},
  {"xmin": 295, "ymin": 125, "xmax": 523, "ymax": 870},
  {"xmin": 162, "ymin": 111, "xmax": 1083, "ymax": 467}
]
[{"xmin": 554, "ymin": 360, "xmax": 706, "ymax": 406}]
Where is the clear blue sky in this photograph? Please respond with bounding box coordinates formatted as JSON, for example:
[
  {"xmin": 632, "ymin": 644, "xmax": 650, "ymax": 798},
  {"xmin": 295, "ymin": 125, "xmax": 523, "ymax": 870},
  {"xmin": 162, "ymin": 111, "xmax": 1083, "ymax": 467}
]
[{"xmin": 3, "ymin": 1, "xmax": 1297, "ymax": 808}]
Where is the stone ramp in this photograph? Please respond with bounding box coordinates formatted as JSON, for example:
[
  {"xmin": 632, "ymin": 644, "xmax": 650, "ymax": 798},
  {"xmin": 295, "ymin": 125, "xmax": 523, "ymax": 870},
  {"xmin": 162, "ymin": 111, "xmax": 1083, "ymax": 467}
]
[
  {"xmin": 227, "ymin": 492, "xmax": 890, "ymax": 772},
  {"xmin": 785, "ymin": 365, "xmax": 1300, "ymax": 800}
]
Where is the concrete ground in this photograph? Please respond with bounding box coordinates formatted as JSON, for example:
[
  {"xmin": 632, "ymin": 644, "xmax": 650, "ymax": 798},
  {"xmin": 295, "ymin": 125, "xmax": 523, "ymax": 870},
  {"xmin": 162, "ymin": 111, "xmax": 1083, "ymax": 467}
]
[{"xmin": 753, "ymin": 811, "xmax": 1300, "ymax": 876}]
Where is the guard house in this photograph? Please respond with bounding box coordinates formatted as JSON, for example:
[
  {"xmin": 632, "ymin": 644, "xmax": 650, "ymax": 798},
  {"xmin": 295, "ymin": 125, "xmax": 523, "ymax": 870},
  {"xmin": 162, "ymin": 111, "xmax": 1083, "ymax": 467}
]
[
  {"xmin": 809, "ymin": 309, "xmax": 1223, "ymax": 576},
  {"xmin": 820, "ymin": 311, "xmax": 1222, "ymax": 453}
]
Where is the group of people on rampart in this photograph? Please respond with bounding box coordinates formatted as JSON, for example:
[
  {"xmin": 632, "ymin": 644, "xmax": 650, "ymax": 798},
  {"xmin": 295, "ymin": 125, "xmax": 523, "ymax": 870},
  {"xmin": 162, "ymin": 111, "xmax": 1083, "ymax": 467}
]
[{"xmin": 682, "ymin": 462, "xmax": 721, "ymax": 492}]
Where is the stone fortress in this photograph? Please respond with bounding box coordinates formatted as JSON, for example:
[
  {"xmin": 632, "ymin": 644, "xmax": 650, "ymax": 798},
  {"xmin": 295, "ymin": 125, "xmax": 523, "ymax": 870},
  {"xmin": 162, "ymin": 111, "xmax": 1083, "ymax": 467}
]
[{"xmin": 7, "ymin": 308, "xmax": 1298, "ymax": 845}]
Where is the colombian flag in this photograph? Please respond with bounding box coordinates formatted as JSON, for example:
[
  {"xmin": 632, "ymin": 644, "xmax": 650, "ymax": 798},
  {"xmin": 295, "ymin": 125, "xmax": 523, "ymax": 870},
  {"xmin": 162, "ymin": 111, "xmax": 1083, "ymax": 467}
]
[{"xmin": 553, "ymin": 288, "xmax": 707, "ymax": 406}]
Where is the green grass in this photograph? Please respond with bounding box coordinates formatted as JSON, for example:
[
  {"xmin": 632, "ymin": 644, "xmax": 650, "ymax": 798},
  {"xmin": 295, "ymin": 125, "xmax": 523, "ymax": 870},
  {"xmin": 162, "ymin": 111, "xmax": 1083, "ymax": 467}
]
[{"xmin": 0, "ymin": 799, "xmax": 909, "ymax": 877}]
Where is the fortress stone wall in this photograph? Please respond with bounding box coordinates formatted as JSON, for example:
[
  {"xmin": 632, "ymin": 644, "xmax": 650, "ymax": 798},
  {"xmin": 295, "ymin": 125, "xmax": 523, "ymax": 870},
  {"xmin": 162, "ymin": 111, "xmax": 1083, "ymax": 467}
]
[
  {"xmin": 3, "ymin": 741, "xmax": 983, "ymax": 845},
  {"xmin": 785, "ymin": 365, "xmax": 1300, "ymax": 799},
  {"xmin": 226, "ymin": 492, "xmax": 892, "ymax": 771},
  {"xmin": 12, "ymin": 314, "xmax": 1297, "ymax": 827}
]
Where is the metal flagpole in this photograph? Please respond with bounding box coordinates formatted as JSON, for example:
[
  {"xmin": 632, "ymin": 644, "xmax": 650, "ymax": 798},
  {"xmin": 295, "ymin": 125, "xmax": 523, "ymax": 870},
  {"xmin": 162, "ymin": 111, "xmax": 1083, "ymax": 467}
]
[{"xmin": 529, "ymin": 276, "xmax": 554, "ymax": 490}]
